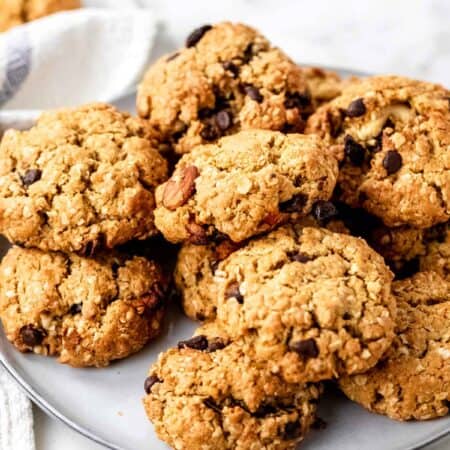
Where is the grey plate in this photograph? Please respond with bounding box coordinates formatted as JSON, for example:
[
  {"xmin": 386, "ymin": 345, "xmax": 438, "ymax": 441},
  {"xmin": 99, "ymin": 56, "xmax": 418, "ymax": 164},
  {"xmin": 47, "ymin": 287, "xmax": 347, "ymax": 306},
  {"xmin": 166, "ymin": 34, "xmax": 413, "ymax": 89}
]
[{"xmin": 1, "ymin": 67, "xmax": 450, "ymax": 450}]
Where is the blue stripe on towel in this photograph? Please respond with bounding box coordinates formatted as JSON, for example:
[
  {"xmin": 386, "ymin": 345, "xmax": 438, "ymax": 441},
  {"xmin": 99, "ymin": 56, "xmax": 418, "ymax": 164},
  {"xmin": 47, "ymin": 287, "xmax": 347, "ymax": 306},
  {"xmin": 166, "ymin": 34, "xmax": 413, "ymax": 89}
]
[{"xmin": 0, "ymin": 29, "xmax": 31, "ymax": 108}]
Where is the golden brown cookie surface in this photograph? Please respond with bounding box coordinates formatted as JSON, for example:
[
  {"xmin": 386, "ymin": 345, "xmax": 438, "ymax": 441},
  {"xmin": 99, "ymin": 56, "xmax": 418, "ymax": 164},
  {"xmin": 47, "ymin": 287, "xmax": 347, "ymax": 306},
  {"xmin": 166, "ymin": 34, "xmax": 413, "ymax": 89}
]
[
  {"xmin": 137, "ymin": 22, "xmax": 312, "ymax": 155},
  {"xmin": 154, "ymin": 130, "xmax": 338, "ymax": 244},
  {"xmin": 0, "ymin": 103, "xmax": 168, "ymax": 254},
  {"xmin": 306, "ymin": 75, "xmax": 450, "ymax": 228},
  {"xmin": 340, "ymin": 271, "xmax": 450, "ymax": 421},
  {"xmin": 0, "ymin": 246, "xmax": 168, "ymax": 367}
]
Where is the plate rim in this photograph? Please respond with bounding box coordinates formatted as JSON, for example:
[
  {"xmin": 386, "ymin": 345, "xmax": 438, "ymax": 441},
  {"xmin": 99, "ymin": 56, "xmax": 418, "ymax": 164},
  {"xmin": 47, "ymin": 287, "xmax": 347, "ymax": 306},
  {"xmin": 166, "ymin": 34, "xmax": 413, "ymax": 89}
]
[{"xmin": 1, "ymin": 64, "xmax": 449, "ymax": 450}]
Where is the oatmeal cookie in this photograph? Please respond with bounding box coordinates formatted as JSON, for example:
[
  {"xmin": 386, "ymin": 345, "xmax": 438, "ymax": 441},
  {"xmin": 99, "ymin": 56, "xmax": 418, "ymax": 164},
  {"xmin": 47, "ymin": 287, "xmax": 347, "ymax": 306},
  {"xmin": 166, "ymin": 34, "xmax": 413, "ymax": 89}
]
[
  {"xmin": 0, "ymin": 103, "xmax": 168, "ymax": 254},
  {"xmin": 137, "ymin": 22, "xmax": 312, "ymax": 155},
  {"xmin": 368, "ymin": 221, "xmax": 449, "ymax": 279},
  {"xmin": 0, "ymin": 246, "xmax": 168, "ymax": 367},
  {"xmin": 154, "ymin": 130, "xmax": 338, "ymax": 244},
  {"xmin": 0, "ymin": 0, "xmax": 80, "ymax": 32},
  {"xmin": 340, "ymin": 271, "xmax": 450, "ymax": 421},
  {"xmin": 197, "ymin": 225, "xmax": 395, "ymax": 383},
  {"xmin": 143, "ymin": 331, "xmax": 321, "ymax": 450},
  {"xmin": 175, "ymin": 210, "xmax": 348, "ymax": 323},
  {"xmin": 301, "ymin": 67, "xmax": 358, "ymax": 107},
  {"xmin": 306, "ymin": 75, "xmax": 450, "ymax": 228}
]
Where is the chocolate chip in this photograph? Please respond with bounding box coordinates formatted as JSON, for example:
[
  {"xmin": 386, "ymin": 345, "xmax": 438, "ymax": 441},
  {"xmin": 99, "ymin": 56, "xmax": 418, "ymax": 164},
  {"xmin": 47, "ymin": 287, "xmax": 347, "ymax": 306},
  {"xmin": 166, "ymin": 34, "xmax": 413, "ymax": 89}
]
[
  {"xmin": 290, "ymin": 338, "xmax": 319, "ymax": 358},
  {"xmin": 344, "ymin": 135, "xmax": 365, "ymax": 166},
  {"xmin": 383, "ymin": 150, "xmax": 402, "ymax": 175},
  {"xmin": 222, "ymin": 61, "xmax": 239, "ymax": 77},
  {"xmin": 20, "ymin": 325, "xmax": 44, "ymax": 347},
  {"xmin": 144, "ymin": 375, "xmax": 160, "ymax": 394},
  {"xmin": 242, "ymin": 43, "xmax": 254, "ymax": 64},
  {"xmin": 166, "ymin": 52, "xmax": 180, "ymax": 62},
  {"xmin": 178, "ymin": 335, "xmax": 209, "ymax": 351},
  {"xmin": 203, "ymin": 397, "xmax": 222, "ymax": 413},
  {"xmin": 282, "ymin": 420, "xmax": 302, "ymax": 440},
  {"xmin": 288, "ymin": 252, "xmax": 313, "ymax": 263},
  {"xmin": 215, "ymin": 110, "xmax": 232, "ymax": 131},
  {"xmin": 206, "ymin": 338, "xmax": 228, "ymax": 352},
  {"xmin": 279, "ymin": 194, "xmax": 308, "ymax": 213},
  {"xmin": 69, "ymin": 303, "xmax": 82, "ymax": 315},
  {"xmin": 195, "ymin": 312, "xmax": 206, "ymax": 321},
  {"xmin": 284, "ymin": 92, "xmax": 311, "ymax": 109},
  {"xmin": 198, "ymin": 108, "xmax": 215, "ymax": 119},
  {"xmin": 200, "ymin": 123, "xmax": 219, "ymax": 141},
  {"xmin": 186, "ymin": 25, "xmax": 212, "ymax": 47},
  {"xmin": 346, "ymin": 98, "xmax": 366, "ymax": 117},
  {"xmin": 21, "ymin": 169, "xmax": 42, "ymax": 186},
  {"xmin": 225, "ymin": 282, "xmax": 244, "ymax": 304},
  {"xmin": 244, "ymin": 85, "xmax": 263, "ymax": 103},
  {"xmin": 312, "ymin": 201, "xmax": 339, "ymax": 225}
]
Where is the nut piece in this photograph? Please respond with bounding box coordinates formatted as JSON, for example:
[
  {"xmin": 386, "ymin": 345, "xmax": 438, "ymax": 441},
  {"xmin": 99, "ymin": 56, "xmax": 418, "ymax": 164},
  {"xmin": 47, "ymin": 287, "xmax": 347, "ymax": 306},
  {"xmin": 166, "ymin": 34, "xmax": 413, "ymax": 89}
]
[{"xmin": 162, "ymin": 166, "xmax": 199, "ymax": 210}]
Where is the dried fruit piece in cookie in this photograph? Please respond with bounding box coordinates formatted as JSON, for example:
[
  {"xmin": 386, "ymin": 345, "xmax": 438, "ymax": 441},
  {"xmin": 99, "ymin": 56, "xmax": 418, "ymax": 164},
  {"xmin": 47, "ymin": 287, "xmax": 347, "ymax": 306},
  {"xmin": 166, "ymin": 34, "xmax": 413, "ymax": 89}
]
[
  {"xmin": 175, "ymin": 211, "xmax": 349, "ymax": 322},
  {"xmin": 212, "ymin": 225, "xmax": 396, "ymax": 383},
  {"xmin": 154, "ymin": 130, "xmax": 338, "ymax": 244},
  {"xmin": 340, "ymin": 271, "xmax": 450, "ymax": 421},
  {"xmin": 306, "ymin": 75, "xmax": 450, "ymax": 228},
  {"xmin": 0, "ymin": 0, "xmax": 80, "ymax": 32},
  {"xmin": 0, "ymin": 103, "xmax": 168, "ymax": 254},
  {"xmin": 137, "ymin": 22, "xmax": 312, "ymax": 154},
  {"xmin": 143, "ymin": 331, "xmax": 321, "ymax": 450},
  {"xmin": 0, "ymin": 246, "xmax": 168, "ymax": 367}
]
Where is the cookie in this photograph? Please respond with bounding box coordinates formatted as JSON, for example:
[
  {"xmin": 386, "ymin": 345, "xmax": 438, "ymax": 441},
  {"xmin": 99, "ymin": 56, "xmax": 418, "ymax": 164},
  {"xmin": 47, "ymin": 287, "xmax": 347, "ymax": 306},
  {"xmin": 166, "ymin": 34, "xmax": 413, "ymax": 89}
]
[
  {"xmin": 0, "ymin": 103, "xmax": 168, "ymax": 254},
  {"xmin": 306, "ymin": 75, "xmax": 450, "ymax": 228},
  {"xmin": 143, "ymin": 330, "xmax": 321, "ymax": 450},
  {"xmin": 0, "ymin": 0, "xmax": 80, "ymax": 31},
  {"xmin": 301, "ymin": 67, "xmax": 357, "ymax": 107},
  {"xmin": 339, "ymin": 271, "xmax": 450, "ymax": 421},
  {"xmin": 154, "ymin": 130, "xmax": 338, "ymax": 244},
  {"xmin": 419, "ymin": 222, "xmax": 450, "ymax": 280},
  {"xmin": 0, "ymin": 246, "xmax": 168, "ymax": 367},
  {"xmin": 175, "ymin": 212, "xmax": 349, "ymax": 323},
  {"xmin": 137, "ymin": 22, "xmax": 312, "ymax": 155},
  {"xmin": 189, "ymin": 225, "xmax": 396, "ymax": 383},
  {"xmin": 368, "ymin": 221, "xmax": 449, "ymax": 279}
]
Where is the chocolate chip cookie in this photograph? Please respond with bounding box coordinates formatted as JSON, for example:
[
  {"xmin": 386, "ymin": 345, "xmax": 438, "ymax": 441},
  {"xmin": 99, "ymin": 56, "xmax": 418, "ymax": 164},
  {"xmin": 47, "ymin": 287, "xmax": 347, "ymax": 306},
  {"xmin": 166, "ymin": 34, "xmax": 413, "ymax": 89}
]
[
  {"xmin": 0, "ymin": 103, "xmax": 168, "ymax": 254},
  {"xmin": 190, "ymin": 225, "xmax": 396, "ymax": 383},
  {"xmin": 154, "ymin": 130, "xmax": 338, "ymax": 244},
  {"xmin": 0, "ymin": 246, "xmax": 168, "ymax": 367},
  {"xmin": 0, "ymin": 0, "xmax": 81, "ymax": 32},
  {"xmin": 143, "ymin": 329, "xmax": 321, "ymax": 450},
  {"xmin": 306, "ymin": 75, "xmax": 450, "ymax": 228},
  {"xmin": 137, "ymin": 22, "xmax": 312, "ymax": 155},
  {"xmin": 340, "ymin": 271, "xmax": 450, "ymax": 421},
  {"xmin": 175, "ymin": 211, "xmax": 348, "ymax": 323}
]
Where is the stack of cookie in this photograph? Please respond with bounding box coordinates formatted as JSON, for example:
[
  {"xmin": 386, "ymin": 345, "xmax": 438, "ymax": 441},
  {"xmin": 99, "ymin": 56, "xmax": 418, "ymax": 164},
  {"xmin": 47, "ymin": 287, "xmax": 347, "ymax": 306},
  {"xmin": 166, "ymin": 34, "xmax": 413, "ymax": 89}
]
[
  {"xmin": 135, "ymin": 23, "xmax": 449, "ymax": 449},
  {"xmin": 0, "ymin": 104, "xmax": 171, "ymax": 367},
  {"xmin": 0, "ymin": 20, "xmax": 448, "ymax": 450}
]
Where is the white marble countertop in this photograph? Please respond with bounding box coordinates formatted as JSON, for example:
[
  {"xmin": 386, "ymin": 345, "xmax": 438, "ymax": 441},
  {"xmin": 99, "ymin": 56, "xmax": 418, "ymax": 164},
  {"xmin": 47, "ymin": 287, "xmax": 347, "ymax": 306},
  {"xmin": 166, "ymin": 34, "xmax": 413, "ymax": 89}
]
[{"xmin": 33, "ymin": 0, "xmax": 449, "ymax": 448}]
